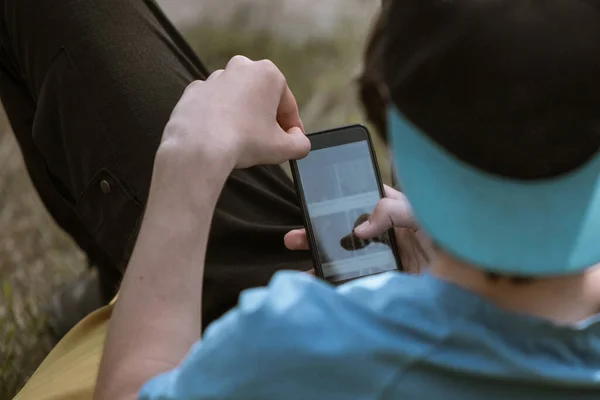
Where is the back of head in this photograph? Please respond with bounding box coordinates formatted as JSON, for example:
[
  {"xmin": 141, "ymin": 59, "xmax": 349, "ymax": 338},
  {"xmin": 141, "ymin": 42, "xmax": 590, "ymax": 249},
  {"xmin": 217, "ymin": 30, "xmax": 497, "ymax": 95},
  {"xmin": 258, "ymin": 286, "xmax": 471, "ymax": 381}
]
[
  {"xmin": 385, "ymin": 0, "xmax": 600, "ymax": 179},
  {"xmin": 382, "ymin": 0, "xmax": 600, "ymax": 276}
]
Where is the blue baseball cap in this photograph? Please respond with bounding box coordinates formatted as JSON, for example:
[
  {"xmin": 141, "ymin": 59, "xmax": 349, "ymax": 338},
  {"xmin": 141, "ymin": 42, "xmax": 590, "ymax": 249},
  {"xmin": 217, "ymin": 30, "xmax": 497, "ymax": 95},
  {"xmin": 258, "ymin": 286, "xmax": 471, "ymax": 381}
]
[{"xmin": 389, "ymin": 107, "xmax": 600, "ymax": 276}]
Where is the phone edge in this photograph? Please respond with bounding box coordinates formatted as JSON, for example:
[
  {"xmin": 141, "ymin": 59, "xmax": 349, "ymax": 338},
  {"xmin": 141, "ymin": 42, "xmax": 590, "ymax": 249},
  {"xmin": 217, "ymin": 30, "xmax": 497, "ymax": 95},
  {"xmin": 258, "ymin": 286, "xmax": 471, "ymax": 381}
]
[
  {"xmin": 289, "ymin": 158, "xmax": 327, "ymax": 280},
  {"xmin": 363, "ymin": 126, "xmax": 404, "ymax": 273}
]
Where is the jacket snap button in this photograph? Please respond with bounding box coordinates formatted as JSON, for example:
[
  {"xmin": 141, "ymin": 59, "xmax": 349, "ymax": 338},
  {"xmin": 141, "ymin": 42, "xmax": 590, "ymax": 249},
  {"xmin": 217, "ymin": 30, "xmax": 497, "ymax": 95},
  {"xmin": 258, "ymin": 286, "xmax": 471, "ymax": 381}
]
[{"xmin": 100, "ymin": 180, "xmax": 111, "ymax": 195}]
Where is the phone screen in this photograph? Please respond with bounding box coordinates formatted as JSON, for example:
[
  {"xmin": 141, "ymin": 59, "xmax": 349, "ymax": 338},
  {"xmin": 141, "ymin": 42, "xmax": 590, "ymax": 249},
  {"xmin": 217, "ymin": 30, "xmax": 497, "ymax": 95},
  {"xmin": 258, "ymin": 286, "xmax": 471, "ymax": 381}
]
[{"xmin": 296, "ymin": 139, "xmax": 399, "ymax": 283}]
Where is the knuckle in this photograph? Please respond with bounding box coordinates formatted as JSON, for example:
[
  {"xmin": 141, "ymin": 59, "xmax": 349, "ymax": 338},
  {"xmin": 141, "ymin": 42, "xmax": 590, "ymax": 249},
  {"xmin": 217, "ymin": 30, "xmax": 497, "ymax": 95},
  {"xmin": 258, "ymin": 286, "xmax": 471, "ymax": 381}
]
[
  {"xmin": 256, "ymin": 58, "xmax": 276, "ymax": 70},
  {"xmin": 375, "ymin": 198, "xmax": 394, "ymax": 215},
  {"xmin": 379, "ymin": 197, "xmax": 395, "ymax": 207},
  {"xmin": 369, "ymin": 199, "xmax": 396, "ymax": 227},
  {"xmin": 227, "ymin": 55, "xmax": 252, "ymax": 68},
  {"xmin": 184, "ymin": 80, "xmax": 203, "ymax": 93},
  {"xmin": 256, "ymin": 59, "xmax": 284, "ymax": 81}
]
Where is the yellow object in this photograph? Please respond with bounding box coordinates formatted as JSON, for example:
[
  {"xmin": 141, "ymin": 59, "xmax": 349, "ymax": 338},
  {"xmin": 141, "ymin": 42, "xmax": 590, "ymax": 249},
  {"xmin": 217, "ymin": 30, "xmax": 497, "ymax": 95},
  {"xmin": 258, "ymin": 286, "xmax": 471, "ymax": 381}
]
[{"xmin": 13, "ymin": 300, "xmax": 115, "ymax": 400}]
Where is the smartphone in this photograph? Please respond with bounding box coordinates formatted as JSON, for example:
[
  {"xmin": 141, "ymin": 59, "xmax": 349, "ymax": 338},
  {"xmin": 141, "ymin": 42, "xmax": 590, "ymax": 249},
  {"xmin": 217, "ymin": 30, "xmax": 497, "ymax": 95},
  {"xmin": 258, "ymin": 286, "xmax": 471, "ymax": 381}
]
[{"xmin": 290, "ymin": 125, "xmax": 402, "ymax": 284}]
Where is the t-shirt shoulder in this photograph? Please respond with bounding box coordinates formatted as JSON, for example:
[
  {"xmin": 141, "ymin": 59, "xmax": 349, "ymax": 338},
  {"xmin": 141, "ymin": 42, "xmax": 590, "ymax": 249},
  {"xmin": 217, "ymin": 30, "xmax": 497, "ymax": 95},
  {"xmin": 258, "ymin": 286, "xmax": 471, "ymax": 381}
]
[
  {"xmin": 229, "ymin": 270, "xmax": 459, "ymax": 370},
  {"xmin": 232, "ymin": 270, "xmax": 442, "ymax": 334},
  {"xmin": 140, "ymin": 271, "xmax": 403, "ymax": 399}
]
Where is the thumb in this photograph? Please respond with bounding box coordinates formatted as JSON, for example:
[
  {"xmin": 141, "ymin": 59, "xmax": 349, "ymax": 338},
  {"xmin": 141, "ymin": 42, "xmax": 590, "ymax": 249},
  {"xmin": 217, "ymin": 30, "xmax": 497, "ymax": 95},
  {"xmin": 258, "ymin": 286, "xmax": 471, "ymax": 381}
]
[
  {"xmin": 280, "ymin": 126, "xmax": 311, "ymax": 161},
  {"xmin": 354, "ymin": 197, "xmax": 417, "ymax": 239}
]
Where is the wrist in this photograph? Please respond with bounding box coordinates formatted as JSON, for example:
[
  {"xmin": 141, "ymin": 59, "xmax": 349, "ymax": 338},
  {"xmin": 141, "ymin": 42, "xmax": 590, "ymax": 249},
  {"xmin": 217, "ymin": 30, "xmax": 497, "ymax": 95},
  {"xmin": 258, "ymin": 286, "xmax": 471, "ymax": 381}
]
[
  {"xmin": 157, "ymin": 119, "xmax": 238, "ymax": 170},
  {"xmin": 150, "ymin": 142, "xmax": 234, "ymax": 213}
]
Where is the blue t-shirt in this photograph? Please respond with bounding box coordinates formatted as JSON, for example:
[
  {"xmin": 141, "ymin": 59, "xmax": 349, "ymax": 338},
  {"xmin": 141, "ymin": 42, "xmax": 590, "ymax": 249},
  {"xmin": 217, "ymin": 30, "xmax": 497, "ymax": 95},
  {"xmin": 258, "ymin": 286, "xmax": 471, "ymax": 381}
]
[{"xmin": 139, "ymin": 271, "xmax": 600, "ymax": 399}]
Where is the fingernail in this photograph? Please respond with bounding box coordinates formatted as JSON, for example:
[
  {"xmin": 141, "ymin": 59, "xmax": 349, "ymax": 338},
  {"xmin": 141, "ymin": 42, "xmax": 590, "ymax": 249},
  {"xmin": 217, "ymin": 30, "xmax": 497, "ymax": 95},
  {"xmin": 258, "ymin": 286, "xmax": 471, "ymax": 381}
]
[{"xmin": 355, "ymin": 221, "xmax": 370, "ymax": 234}]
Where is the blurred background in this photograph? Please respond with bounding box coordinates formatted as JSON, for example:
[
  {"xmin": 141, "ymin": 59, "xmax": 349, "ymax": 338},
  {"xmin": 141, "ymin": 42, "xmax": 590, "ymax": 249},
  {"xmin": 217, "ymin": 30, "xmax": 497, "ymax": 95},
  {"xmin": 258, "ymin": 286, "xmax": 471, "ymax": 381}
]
[{"xmin": 0, "ymin": 0, "xmax": 386, "ymax": 397}]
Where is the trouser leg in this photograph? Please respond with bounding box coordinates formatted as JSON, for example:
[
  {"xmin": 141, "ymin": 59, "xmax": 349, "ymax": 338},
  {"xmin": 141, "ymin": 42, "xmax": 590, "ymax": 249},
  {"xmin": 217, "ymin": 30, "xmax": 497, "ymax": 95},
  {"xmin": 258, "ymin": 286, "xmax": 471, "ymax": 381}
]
[{"xmin": 0, "ymin": 0, "xmax": 311, "ymax": 327}]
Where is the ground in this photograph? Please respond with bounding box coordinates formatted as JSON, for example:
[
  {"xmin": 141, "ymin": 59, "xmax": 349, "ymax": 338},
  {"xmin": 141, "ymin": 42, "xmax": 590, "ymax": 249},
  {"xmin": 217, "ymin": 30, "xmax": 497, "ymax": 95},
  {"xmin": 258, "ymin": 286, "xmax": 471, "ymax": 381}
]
[{"xmin": 0, "ymin": 1, "xmax": 387, "ymax": 398}]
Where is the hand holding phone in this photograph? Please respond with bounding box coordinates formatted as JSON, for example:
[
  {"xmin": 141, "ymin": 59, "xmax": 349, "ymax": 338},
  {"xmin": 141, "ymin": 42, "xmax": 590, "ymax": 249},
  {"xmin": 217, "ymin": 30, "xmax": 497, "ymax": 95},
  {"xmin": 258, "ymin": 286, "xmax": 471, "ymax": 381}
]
[
  {"xmin": 289, "ymin": 125, "xmax": 404, "ymax": 284},
  {"xmin": 285, "ymin": 184, "xmax": 430, "ymax": 276}
]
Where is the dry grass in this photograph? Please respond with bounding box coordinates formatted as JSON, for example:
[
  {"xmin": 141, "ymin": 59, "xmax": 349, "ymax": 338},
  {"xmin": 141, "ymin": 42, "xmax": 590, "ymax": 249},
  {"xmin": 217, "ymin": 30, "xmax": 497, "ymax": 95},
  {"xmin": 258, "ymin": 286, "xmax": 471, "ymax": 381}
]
[
  {"xmin": 0, "ymin": 4, "xmax": 385, "ymax": 398},
  {"xmin": 0, "ymin": 111, "xmax": 87, "ymax": 398}
]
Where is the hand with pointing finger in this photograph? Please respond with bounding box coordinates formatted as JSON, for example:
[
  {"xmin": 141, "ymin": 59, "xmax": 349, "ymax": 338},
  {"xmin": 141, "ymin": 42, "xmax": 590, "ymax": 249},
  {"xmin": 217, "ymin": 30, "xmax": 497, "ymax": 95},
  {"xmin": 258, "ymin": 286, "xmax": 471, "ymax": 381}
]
[
  {"xmin": 150, "ymin": 55, "xmax": 311, "ymax": 212},
  {"xmin": 157, "ymin": 55, "xmax": 311, "ymax": 172},
  {"xmin": 284, "ymin": 185, "xmax": 431, "ymax": 274}
]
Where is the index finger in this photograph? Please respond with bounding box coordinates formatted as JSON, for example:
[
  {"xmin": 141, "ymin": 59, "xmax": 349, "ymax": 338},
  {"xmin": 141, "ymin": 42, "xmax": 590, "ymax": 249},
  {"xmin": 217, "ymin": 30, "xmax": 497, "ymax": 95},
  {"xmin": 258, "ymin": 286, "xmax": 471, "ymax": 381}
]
[{"xmin": 277, "ymin": 84, "xmax": 305, "ymax": 132}]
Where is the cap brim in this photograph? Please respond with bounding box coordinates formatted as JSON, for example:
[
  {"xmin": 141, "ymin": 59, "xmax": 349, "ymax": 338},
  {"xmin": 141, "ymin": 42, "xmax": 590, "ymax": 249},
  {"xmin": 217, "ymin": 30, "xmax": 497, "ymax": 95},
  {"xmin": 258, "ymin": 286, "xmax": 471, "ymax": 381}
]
[{"xmin": 389, "ymin": 107, "xmax": 600, "ymax": 276}]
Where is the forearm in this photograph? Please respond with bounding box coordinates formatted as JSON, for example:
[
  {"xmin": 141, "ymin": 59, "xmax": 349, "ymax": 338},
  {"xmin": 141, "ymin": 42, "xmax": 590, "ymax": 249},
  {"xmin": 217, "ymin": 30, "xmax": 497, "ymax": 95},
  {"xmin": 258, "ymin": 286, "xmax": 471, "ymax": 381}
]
[
  {"xmin": 95, "ymin": 149, "xmax": 233, "ymax": 399},
  {"xmin": 94, "ymin": 54, "xmax": 308, "ymax": 399}
]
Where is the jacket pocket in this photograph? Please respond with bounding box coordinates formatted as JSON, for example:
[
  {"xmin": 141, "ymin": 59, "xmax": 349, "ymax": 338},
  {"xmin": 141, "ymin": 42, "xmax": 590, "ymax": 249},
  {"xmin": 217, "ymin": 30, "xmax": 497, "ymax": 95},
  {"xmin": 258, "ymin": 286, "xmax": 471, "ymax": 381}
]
[
  {"xmin": 32, "ymin": 48, "xmax": 142, "ymax": 264},
  {"xmin": 76, "ymin": 169, "xmax": 142, "ymax": 264}
]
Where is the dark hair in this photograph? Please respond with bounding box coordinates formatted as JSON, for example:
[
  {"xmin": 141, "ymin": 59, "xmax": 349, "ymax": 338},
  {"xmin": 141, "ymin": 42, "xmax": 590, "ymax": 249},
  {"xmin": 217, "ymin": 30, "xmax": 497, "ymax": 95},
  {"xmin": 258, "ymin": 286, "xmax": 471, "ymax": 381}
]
[
  {"xmin": 378, "ymin": 1, "xmax": 600, "ymax": 281},
  {"xmin": 358, "ymin": 1, "xmax": 391, "ymax": 142},
  {"xmin": 382, "ymin": 0, "xmax": 600, "ymax": 180}
]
